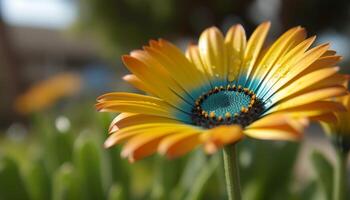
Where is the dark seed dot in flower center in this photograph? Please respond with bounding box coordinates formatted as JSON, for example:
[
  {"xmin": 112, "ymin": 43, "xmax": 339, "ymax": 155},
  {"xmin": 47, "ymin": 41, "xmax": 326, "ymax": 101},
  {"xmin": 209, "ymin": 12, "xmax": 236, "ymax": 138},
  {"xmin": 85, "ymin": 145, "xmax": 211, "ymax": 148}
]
[{"xmin": 191, "ymin": 84, "xmax": 265, "ymax": 128}]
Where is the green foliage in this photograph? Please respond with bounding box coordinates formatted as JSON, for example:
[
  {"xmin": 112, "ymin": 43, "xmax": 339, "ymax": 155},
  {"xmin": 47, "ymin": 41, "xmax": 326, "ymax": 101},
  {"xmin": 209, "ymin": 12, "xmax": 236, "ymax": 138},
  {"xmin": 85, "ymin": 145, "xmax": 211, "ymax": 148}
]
[
  {"xmin": 52, "ymin": 163, "xmax": 81, "ymax": 200},
  {"xmin": 76, "ymin": 0, "xmax": 241, "ymax": 56},
  {"xmin": 24, "ymin": 158, "xmax": 51, "ymax": 200},
  {"xmin": 183, "ymin": 154, "xmax": 221, "ymax": 200},
  {"xmin": 73, "ymin": 134, "xmax": 106, "ymax": 200},
  {"xmin": 78, "ymin": 0, "xmax": 176, "ymax": 55},
  {"xmin": 311, "ymin": 151, "xmax": 334, "ymax": 200},
  {"xmin": 0, "ymin": 156, "xmax": 30, "ymax": 200},
  {"xmin": 241, "ymin": 140, "xmax": 299, "ymax": 200},
  {"xmin": 107, "ymin": 184, "xmax": 125, "ymax": 200},
  {"xmin": 0, "ymin": 109, "xmax": 339, "ymax": 200}
]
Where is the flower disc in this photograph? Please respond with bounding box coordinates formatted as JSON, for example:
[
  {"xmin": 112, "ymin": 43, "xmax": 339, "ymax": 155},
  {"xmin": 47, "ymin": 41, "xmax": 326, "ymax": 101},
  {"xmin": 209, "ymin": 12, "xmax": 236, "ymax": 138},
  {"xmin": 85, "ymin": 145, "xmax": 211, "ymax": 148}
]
[{"xmin": 191, "ymin": 84, "xmax": 265, "ymax": 128}]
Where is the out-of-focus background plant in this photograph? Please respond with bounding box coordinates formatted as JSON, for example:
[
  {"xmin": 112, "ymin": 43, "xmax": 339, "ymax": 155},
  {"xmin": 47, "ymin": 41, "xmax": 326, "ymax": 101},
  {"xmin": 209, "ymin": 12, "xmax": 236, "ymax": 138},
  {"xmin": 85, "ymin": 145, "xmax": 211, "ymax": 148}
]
[{"xmin": 0, "ymin": 0, "xmax": 349, "ymax": 199}]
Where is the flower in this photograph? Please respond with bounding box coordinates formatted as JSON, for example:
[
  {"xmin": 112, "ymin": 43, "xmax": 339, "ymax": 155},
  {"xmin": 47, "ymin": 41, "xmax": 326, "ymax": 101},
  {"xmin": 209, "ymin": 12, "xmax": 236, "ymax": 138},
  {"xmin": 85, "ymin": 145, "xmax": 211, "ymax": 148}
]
[
  {"xmin": 321, "ymin": 80, "xmax": 350, "ymax": 153},
  {"xmin": 97, "ymin": 22, "xmax": 348, "ymax": 162},
  {"xmin": 15, "ymin": 73, "xmax": 82, "ymax": 114}
]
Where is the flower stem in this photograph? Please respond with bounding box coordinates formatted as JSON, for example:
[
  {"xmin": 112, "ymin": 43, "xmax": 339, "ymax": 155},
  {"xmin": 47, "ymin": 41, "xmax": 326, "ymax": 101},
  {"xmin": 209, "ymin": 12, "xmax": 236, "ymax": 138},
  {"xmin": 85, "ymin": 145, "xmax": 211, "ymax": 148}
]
[
  {"xmin": 333, "ymin": 148, "xmax": 348, "ymax": 200},
  {"xmin": 222, "ymin": 144, "xmax": 241, "ymax": 200}
]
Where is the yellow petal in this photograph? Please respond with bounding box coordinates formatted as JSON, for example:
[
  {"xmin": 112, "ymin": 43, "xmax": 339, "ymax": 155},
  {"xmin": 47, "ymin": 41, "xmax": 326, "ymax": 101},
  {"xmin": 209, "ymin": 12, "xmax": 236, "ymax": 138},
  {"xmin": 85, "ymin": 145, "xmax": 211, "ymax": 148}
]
[
  {"xmin": 247, "ymin": 113, "xmax": 296, "ymax": 128},
  {"xmin": 108, "ymin": 113, "xmax": 136, "ymax": 133},
  {"xmin": 237, "ymin": 21, "xmax": 270, "ymax": 86},
  {"xmin": 262, "ymin": 43, "xmax": 330, "ymax": 100},
  {"xmin": 96, "ymin": 92, "xmax": 181, "ymax": 118},
  {"xmin": 256, "ymin": 36, "xmax": 316, "ymax": 96},
  {"xmin": 244, "ymin": 128, "xmax": 302, "ymax": 141},
  {"xmin": 158, "ymin": 131, "xmax": 201, "ymax": 159},
  {"xmin": 297, "ymin": 74, "xmax": 347, "ymax": 92},
  {"xmin": 144, "ymin": 40, "xmax": 209, "ymax": 96},
  {"xmin": 322, "ymin": 50, "xmax": 337, "ymax": 56},
  {"xmin": 200, "ymin": 125, "xmax": 243, "ymax": 154},
  {"xmin": 130, "ymin": 49, "xmax": 186, "ymax": 96},
  {"xmin": 105, "ymin": 123, "xmax": 193, "ymax": 147},
  {"xmin": 160, "ymin": 39, "xmax": 208, "ymax": 82},
  {"xmin": 248, "ymin": 113, "xmax": 308, "ymax": 134},
  {"xmin": 96, "ymin": 101, "xmax": 173, "ymax": 117},
  {"xmin": 270, "ymin": 67, "xmax": 340, "ymax": 102},
  {"xmin": 268, "ymin": 86, "xmax": 347, "ymax": 112},
  {"xmin": 225, "ymin": 24, "xmax": 246, "ymax": 82},
  {"xmin": 249, "ymin": 26, "xmax": 306, "ymax": 90},
  {"xmin": 310, "ymin": 113, "xmax": 338, "ymax": 123},
  {"xmin": 122, "ymin": 74, "xmax": 157, "ymax": 96},
  {"xmin": 122, "ymin": 55, "xmax": 192, "ymax": 108},
  {"xmin": 272, "ymin": 101, "xmax": 347, "ymax": 116},
  {"xmin": 108, "ymin": 113, "xmax": 181, "ymax": 134},
  {"xmin": 186, "ymin": 44, "xmax": 213, "ymax": 87},
  {"xmin": 244, "ymin": 116, "xmax": 307, "ymax": 141},
  {"xmin": 301, "ymin": 55, "xmax": 342, "ymax": 75},
  {"xmin": 120, "ymin": 124, "xmax": 199, "ymax": 162},
  {"xmin": 97, "ymin": 92, "xmax": 167, "ymax": 104},
  {"xmin": 198, "ymin": 26, "xmax": 227, "ymax": 84},
  {"xmin": 121, "ymin": 131, "xmax": 170, "ymax": 162},
  {"xmin": 276, "ymin": 36, "xmax": 316, "ymax": 66}
]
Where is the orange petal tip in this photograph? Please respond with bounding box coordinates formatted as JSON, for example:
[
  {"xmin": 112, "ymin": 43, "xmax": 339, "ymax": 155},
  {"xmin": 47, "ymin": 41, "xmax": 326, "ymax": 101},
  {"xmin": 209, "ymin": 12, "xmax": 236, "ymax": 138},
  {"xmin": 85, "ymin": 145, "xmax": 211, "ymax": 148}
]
[
  {"xmin": 204, "ymin": 142, "xmax": 218, "ymax": 154},
  {"xmin": 104, "ymin": 137, "xmax": 116, "ymax": 148},
  {"xmin": 121, "ymin": 55, "xmax": 134, "ymax": 64}
]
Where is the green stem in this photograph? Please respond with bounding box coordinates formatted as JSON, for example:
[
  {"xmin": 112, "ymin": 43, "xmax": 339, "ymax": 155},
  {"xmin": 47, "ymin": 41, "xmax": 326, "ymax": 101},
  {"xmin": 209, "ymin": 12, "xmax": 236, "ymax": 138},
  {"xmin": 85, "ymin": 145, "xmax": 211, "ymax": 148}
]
[
  {"xmin": 333, "ymin": 148, "xmax": 348, "ymax": 200},
  {"xmin": 222, "ymin": 144, "xmax": 241, "ymax": 200}
]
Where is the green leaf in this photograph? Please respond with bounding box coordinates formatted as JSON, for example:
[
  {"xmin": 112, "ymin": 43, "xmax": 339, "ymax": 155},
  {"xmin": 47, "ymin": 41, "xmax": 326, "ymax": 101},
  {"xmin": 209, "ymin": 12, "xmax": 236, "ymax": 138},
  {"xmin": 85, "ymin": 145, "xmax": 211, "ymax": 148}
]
[
  {"xmin": 52, "ymin": 163, "xmax": 81, "ymax": 200},
  {"xmin": 32, "ymin": 114, "xmax": 58, "ymax": 172},
  {"xmin": 300, "ymin": 181, "xmax": 326, "ymax": 200},
  {"xmin": 242, "ymin": 140, "xmax": 299, "ymax": 200},
  {"xmin": 24, "ymin": 158, "xmax": 51, "ymax": 200},
  {"xmin": 97, "ymin": 112, "xmax": 114, "ymax": 132},
  {"xmin": 73, "ymin": 134, "xmax": 106, "ymax": 200},
  {"xmin": 0, "ymin": 156, "xmax": 30, "ymax": 200},
  {"xmin": 52, "ymin": 131, "xmax": 74, "ymax": 166},
  {"xmin": 107, "ymin": 147, "xmax": 130, "ymax": 198},
  {"xmin": 183, "ymin": 154, "xmax": 220, "ymax": 200},
  {"xmin": 108, "ymin": 183, "xmax": 125, "ymax": 200},
  {"xmin": 311, "ymin": 150, "xmax": 334, "ymax": 200},
  {"xmin": 170, "ymin": 150, "xmax": 207, "ymax": 200},
  {"xmin": 32, "ymin": 114, "xmax": 73, "ymax": 173},
  {"xmin": 150, "ymin": 156, "xmax": 185, "ymax": 200}
]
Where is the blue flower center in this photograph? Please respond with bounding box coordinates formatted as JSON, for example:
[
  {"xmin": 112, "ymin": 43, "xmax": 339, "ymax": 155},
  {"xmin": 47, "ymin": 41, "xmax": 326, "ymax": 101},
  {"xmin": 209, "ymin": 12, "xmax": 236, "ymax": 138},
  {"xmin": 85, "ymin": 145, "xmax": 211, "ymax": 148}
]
[
  {"xmin": 191, "ymin": 84, "xmax": 265, "ymax": 128},
  {"xmin": 201, "ymin": 91, "xmax": 251, "ymax": 117}
]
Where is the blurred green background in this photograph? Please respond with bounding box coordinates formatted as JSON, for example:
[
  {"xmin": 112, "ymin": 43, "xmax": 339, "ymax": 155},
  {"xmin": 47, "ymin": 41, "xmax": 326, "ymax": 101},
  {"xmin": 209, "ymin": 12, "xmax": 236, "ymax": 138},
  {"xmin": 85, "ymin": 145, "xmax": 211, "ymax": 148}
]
[{"xmin": 0, "ymin": 0, "xmax": 350, "ymax": 199}]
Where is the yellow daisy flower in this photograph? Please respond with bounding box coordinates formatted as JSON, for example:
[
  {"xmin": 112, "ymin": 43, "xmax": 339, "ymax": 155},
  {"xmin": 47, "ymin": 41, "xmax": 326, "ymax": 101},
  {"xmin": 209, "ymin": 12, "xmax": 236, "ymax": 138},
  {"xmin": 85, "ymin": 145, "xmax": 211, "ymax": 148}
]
[
  {"xmin": 319, "ymin": 80, "xmax": 349, "ymax": 200},
  {"xmin": 15, "ymin": 73, "xmax": 82, "ymax": 114},
  {"xmin": 97, "ymin": 22, "xmax": 348, "ymax": 162},
  {"xmin": 321, "ymin": 80, "xmax": 350, "ymax": 152}
]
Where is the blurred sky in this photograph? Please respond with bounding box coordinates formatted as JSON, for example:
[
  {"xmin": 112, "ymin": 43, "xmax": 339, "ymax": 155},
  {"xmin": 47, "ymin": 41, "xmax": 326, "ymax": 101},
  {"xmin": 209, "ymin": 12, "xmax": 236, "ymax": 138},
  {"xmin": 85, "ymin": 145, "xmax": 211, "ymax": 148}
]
[{"xmin": 1, "ymin": 0, "xmax": 77, "ymax": 29}]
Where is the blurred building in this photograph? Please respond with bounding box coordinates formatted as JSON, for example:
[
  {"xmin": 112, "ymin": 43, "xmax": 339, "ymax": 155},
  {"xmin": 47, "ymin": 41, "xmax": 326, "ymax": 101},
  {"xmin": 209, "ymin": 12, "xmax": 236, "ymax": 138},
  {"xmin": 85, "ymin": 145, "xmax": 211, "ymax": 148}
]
[{"xmin": 0, "ymin": 0, "xmax": 102, "ymax": 127}]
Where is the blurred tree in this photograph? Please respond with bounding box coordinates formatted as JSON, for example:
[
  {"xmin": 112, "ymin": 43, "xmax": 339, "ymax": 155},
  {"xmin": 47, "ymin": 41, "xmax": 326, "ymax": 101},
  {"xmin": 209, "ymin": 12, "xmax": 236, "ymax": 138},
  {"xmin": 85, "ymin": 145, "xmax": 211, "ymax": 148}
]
[
  {"xmin": 77, "ymin": 0, "xmax": 256, "ymax": 55},
  {"xmin": 280, "ymin": 0, "xmax": 350, "ymax": 34}
]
